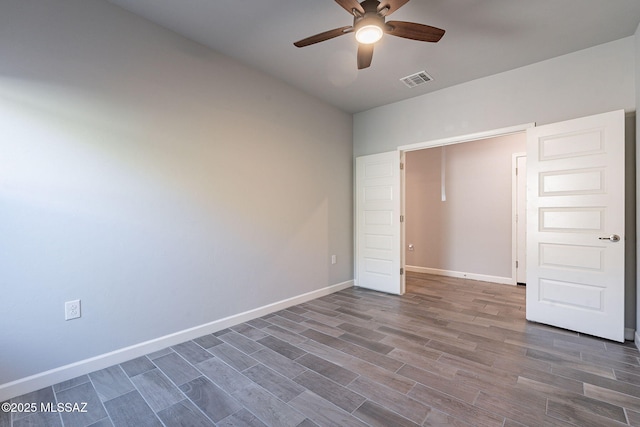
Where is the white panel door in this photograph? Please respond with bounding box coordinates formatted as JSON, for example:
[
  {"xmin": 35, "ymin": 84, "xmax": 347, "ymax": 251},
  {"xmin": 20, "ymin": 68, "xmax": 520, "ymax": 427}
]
[
  {"xmin": 356, "ymin": 151, "xmax": 402, "ymax": 294},
  {"xmin": 527, "ymin": 110, "xmax": 625, "ymax": 342}
]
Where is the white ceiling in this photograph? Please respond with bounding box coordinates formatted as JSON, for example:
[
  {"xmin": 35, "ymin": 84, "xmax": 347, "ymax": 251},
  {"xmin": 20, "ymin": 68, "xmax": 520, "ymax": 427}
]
[{"xmin": 105, "ymin": 0, "xmax": 640, "ymax": 114}]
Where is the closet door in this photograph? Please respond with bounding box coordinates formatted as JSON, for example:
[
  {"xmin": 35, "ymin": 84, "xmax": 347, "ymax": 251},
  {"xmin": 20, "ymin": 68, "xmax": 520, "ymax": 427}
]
[
  {"xmin": 355, "ymin": 151, "xmax": 402, "ymax": 295},
  {"xmin": 526, "ymin": 110, "xmax": 625, "ymax": 342}
]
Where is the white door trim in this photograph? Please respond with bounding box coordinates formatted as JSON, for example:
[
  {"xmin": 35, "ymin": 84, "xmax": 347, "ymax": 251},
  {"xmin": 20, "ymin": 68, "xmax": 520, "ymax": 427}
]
[
  {"xmin": 400, "ymin": 150, "xmax": 406, "ymax": 295},
  {"xmin": 398, "ymin": 123, "xmax": 535, "ymax": 152},
  {"xmin": 512, "ymin": 152, "xmax": 527, "ymax": 285}
]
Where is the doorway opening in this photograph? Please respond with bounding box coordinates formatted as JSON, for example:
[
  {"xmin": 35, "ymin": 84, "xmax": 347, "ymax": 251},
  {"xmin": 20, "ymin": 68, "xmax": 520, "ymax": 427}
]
[{"xmin": 399, "ymin": 124, "xmax": 532, "ymax": 288}]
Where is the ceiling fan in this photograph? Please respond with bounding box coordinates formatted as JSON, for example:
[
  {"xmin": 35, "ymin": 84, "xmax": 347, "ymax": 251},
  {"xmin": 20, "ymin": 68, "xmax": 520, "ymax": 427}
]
[{"xmin": 293, "ymin": 0, "xmax": 445, "ymax": 70}]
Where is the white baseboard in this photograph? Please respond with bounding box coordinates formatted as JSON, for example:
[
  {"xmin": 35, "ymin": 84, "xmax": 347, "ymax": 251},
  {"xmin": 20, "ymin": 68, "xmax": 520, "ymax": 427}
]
[
  {"xmin": 405, "ymin": 265, "xmax": 513, "ymax": 286},
  {"xmin": 0, "ymin": 280, "xmax": 353, "ymax": 402},
  {"xmin": 625, "ymin": 328, "xmax": 635, "ymax": 341},
  {"xmin": 635, "ymin": 331, "xmax": 640, "ymax": 350}
]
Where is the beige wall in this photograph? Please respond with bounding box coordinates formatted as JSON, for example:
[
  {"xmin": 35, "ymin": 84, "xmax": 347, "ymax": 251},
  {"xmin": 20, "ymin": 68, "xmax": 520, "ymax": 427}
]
[{"xmin": 405, "ymin": 133, "xmax": 526, "ymax": 280}]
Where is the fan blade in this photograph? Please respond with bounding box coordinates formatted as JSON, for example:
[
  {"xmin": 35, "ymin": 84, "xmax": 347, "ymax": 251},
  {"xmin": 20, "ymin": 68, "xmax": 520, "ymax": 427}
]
[
  {"xmin": 377, "ymin": 0, "xmax": 409, "ymax": 16},
  {"xmin": 294, "ymin": 26, "xmax": 353, "ymax": 47},
  {"xmin": 357, "ymin": 43, "xmax": 374, "ymax": 69},
  {"xmin": 335, "ymin": 0, "xmax": 364, "ymax": 15},
  {"xmin": 385, "ymin": 21, "xmax": 445, "ymax": 42}
]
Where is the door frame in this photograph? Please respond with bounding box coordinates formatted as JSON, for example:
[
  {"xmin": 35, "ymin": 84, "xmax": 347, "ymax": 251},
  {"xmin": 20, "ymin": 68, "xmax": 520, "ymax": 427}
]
[
  {"xmin": 400, "ymin": 150, "xmax": 406, "ymax": 294},
  {"xmin": 397, "ymin": 122, "xmax": 535, "ymax": 285},
  {"xmin": 512, "ymin": 152, "xmax": 527, "ymax": 285}
]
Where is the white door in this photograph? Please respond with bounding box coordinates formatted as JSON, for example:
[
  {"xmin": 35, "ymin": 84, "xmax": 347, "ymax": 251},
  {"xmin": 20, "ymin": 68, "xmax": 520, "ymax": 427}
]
[
  {"xmin": 526, "ymin": 110, "xmax": 625, "ymax": 342},
  {"xmin": 355, "ymin": 151, "xmax": 402, "ymax": 294}
]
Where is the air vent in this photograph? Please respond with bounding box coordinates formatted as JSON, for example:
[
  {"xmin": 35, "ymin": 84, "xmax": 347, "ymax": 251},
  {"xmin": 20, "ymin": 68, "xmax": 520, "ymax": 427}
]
[{"xmin": 400, "ymin": 71, "xmax": 433, "ymax": 88}]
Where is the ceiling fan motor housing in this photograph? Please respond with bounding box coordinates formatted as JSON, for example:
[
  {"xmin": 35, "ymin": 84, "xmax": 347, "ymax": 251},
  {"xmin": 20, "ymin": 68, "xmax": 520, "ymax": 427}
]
[{"xmin": 354, "ymin": 0, "xmax": 386, "ymax": 44}]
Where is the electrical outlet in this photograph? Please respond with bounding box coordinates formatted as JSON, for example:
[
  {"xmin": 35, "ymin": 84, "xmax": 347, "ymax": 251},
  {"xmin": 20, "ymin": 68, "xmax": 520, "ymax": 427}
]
[
  {"xmin": 331, "ymin": 255, "xmax": 337, "ymax": 265},
  {"xmin": 65, "ymin": 299, "xmax": 81, "ymax": 321}
]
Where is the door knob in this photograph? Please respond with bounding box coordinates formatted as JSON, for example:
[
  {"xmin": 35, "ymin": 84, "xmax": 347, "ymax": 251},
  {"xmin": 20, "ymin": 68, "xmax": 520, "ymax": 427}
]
[{"xmin": 598, "ymin": 234, "xmax": 620, "ymax": 242}]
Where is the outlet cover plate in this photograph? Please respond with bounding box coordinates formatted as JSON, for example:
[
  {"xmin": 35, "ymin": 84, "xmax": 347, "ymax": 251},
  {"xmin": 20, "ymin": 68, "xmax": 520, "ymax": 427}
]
[{"xmin": 65, "ymin": 299, "xmax": 81, "ymax": 320}]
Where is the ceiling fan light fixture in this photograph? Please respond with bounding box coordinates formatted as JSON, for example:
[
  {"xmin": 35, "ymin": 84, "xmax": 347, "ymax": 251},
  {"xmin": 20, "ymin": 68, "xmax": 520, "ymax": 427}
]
[
  {"xmin": 293, "ymin": 0, "xmax": 444, "ymax": 70},
  {"xmin": 355, "ymin": 23, "xmax": 383, "ymax": 44}
]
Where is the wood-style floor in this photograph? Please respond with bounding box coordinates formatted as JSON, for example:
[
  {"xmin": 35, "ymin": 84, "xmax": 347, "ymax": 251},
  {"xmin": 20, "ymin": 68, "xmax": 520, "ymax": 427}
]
[{"xmin": 2, "ymin": 272, "xmax": 640, "ymax": 426}]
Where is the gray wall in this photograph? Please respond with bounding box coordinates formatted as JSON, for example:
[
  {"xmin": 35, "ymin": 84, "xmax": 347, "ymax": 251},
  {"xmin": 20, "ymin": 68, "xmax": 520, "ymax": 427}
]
[
  {"xmin": 405, "ymin": 134, "xmax": 526, "ymax": 279},
  {"xmin": 355, "ymin": 36, "xmax": 637, "ymax": 334},
  {"xmin": 0, "ymin": 0, "xmax": 353, "ymax": 386},
  {"xmin": 355, "ymin": 37, "xmax": 635, "ymax": 157}
]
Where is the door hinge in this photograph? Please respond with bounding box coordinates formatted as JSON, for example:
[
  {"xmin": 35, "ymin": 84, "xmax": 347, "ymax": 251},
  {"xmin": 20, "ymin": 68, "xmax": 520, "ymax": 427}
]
[
  {"xmin": 400, "ymin": 162, "xmax": 404, "ymax": 170},
  {"xmin": 515, "ymin": 167, "xmax": 518, "ymax": 176},
  {"xmin": 516, "ymin": 260, "xmax": 519, "ymax": 268},
  {"xmin": 400, "ymin": 268, "xmax": 404, "ymax": 275},
  {"xmin": 400, "ymin": 215, "xmax": 404, "ymax": 223}
]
